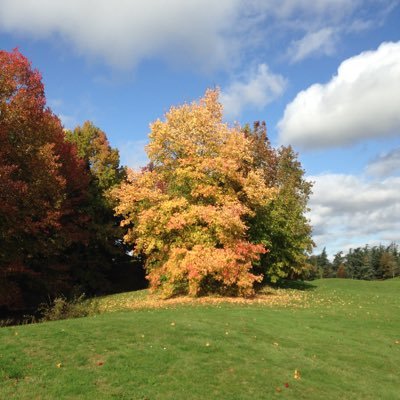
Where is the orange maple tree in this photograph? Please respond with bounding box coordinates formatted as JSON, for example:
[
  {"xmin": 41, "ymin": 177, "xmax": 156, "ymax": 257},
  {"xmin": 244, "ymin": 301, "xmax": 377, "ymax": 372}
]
[{"xmin": 113, "ymin": 90, "xmax": 276, "ymax": 297}]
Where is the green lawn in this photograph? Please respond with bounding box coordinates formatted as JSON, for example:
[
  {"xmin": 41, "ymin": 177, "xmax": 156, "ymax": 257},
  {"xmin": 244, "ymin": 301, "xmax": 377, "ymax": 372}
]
[{"xmin": 1, "ymin": 279, "xmax": 399, "ymax": 399}]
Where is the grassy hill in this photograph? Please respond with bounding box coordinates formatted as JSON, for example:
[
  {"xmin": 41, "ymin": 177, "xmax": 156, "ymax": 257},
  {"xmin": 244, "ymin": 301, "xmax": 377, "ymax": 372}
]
[{"xmin": 1, "ymin": 279, "xmax": 399, "ymax": 399}]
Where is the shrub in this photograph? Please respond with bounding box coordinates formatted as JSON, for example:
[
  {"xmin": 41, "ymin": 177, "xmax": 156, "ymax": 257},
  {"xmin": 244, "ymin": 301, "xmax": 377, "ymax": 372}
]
[{"xmin": 39, "ymin": 294, "xmax": 99, "ymax": 321}]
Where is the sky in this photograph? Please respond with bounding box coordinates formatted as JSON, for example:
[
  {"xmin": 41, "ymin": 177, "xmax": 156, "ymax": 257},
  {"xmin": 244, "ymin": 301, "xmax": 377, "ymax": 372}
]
[{"xmin": 1, "ymin": 0, "xmax": 399, "ymax": 257}]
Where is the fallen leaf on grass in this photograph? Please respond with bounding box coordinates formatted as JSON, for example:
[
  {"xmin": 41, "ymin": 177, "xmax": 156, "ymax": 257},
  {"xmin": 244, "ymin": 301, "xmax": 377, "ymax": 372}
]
[
  {"xmin": 96, "ymin": 361, "xmax": 104, "ymax": 366},
  {"xmin": 56, "ymin": 363, "xmax": 62, "ymax": 368},
  {"xmin": 294, "ymin": 369, "xmax": 301, "ymax": 380},
  {"xmin": 275, "ymin": 387, "xmax": 282, "ymax": 393},
  {"xmin": 284, "ymin": 382, "xmax": 289, "ymax": 388}
]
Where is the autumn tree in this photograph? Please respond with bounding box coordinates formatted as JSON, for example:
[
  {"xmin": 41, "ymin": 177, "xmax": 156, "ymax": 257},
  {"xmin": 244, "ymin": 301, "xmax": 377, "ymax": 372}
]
[
  {"xmin": 245, "ymin": 122, "xmax": 314, "ymax": 282},
  {"xmin": 336, "ymin": 263, "xmax": 347, "ymax": 278},
  {"xmin": 113, "ymin": 90, "xmax": 275, "ymax": 297},
  {"xmin": 380, "ymin": 251, "xmax": 397, "ymax": 279},
  {"xmin": 0, "ymin": 49, "xmax": 89, "ymax": 310}
]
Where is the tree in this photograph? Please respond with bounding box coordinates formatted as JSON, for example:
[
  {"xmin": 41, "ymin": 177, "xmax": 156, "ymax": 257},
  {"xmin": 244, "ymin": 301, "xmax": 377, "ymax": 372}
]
[
  {"xmin": 358, "ymin": 245, "xmax": 375, "ymax": 280},
  {"xmin": 345, "ymin": 248, "xmax": 367, "ymax": 279},
  {"xmin": 336, "ymin": 264, "xmax": 347, "ymax": 278},
  {"xmin": 65, "ymin": 121, "xmax": 125, "ymax": 194},
  {"xmin": 380, "ymin": 251, "xmax": 397, "ymax": 279},
  {"xmin": 332, "ymin": 251, "xmax": 345, "ymax": 277},
  {"xmin": 245, "ymin": 122, "xmax": 314, "ymax": 282},
  {"xmin": 64, "ymin": 121, "xmax": 133, "ymax": 294},
  {"xmin": 0, "ymin": 49, "xmax": 90, "ymax": 309},
  {"xmin": 317, "ymin": 248, "xmax": 331, "ymax": 278},
  {"xmin": 113, "ymin": 90, "xmax": 275, "ymax": 297},
  {"xmin": 307, "ymin": 243, "xmax": 400, "ymax": 281}
]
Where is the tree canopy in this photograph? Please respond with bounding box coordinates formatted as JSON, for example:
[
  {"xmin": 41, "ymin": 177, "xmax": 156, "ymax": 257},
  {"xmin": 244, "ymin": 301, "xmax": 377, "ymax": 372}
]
[
  {"xmin": 0, "ymin": 49, "xmax": 89, "ymax": 309},
  {"xmin": 1, "ymin": 50, "xmax": 316, "ymax": 310},
  {"xmin": 245, "ymin": 122, "xmax": 314, "ymax": 282},
  {"xmin": 309, "ymin": 243, "xmax": 400, "ymax": 280},
  {"xmin": 113, "ymin": 90, "xmax": 313, "ymax": 297}
]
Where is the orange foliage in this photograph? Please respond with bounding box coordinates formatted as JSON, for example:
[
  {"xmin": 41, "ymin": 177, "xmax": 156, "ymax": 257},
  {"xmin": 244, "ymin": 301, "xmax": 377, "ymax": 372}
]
[{"xmin": 113, "ymin": 90, "xmax": 276, "ymax": 297}]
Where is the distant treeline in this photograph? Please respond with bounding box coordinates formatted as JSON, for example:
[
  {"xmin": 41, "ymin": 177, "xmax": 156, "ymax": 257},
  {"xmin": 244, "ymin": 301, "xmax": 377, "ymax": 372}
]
[{"xmin": 307, "ymin": 243, "xmax": 400, "ymax": 280}]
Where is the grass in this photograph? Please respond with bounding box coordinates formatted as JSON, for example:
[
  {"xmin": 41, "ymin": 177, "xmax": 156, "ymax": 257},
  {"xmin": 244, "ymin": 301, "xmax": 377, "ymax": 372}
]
[{"xmin": 1, "ymin": 278, "xmax": 399, "ymax": 399}]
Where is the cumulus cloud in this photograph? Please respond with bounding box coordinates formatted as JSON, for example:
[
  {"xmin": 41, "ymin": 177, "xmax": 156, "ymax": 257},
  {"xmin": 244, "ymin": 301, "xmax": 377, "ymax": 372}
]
[
  {"xmin": 278, "ymin": 41, "xmax": 400, "ymax": 149},
  {"xmin": 288, "ymin": 28, "xmax": 336, "ymax": 63},
  {"xmin": 220, "ymin": 64, "xmax": 287, "ymax": 118},
  {"xmin": 0, "ymin": 0, "xmax": 241, "ymax": 70},
  {"xmin": 309, "ymin": 173, "xmax": 400, "ymax": 254},
  {"xmin": 0, "ymin": 0, "xmax": 393, "ymax": 70},
  {"xmin": 366, "ymin": 148, "xmax": 400, "ymax": 177}
]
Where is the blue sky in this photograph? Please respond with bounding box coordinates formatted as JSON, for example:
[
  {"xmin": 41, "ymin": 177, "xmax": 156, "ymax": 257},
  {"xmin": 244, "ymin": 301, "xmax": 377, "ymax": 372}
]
[{"xmin": 1, "ymin": 0, "xmax": 399, "ymax": 256}]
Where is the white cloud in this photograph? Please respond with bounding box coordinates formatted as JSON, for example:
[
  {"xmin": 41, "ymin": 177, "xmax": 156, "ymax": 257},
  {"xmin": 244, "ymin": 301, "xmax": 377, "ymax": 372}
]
[
  {"xmin": 0, "ymin": 0, "xmax": 241, "ymax": 71},
  {"xmin": 0, "ymin": 0, "xmax": 394, "ymax": 70},
  {"xmin": 288, "ymin": 28, "xmax": 336, "ymax": 63},
  {"xmin": 220, "ymin": 64, "xmax": 287, "ymax": 118},
  {"xmin": 309, "ymin": 173, "xmax": 400, "ymax": 255},
  {"xmin": 278, "ymin": 41, "xmax": 400, "ymax": 149},
  {"xmin": 366, "ymin": 148, "xmax": 400, "ymax": 177}
]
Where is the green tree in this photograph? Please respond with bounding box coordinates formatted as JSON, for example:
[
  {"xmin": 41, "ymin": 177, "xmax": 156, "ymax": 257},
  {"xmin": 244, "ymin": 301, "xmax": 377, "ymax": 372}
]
[
  {"xmin": 65, "ymin": 121, "xmax": 131, "ymax": 294},
  {"xmin": 358, "ymin": 246, "xmax": 375, "ymax": 280},
  {"xmin": 246, "ymin": 122, "xmax": 314, "ymax": 282},
  {"xmin": 332, "ymin": 251, "xmax": 345, "ymax": 277},
  {"xmin": 317, "ymin": 248, "xmax": 331, "ymax": 278},
  {"xmin": 65, "ymin": 121, "xmax": 125, "ymax": 194},
  {"xmin": 346, "ymin": 248, "xmax": 367, "ymax": 279},
  {"xmin": 370, "ymin": 245, "xmax": 386, "ymax": 279}
]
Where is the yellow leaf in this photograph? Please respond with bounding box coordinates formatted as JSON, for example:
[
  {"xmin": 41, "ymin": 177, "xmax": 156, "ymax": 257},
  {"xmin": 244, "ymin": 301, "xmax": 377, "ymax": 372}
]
[{"xmin": 294, "ymin": 369, "xmax": 301, "ymax": 380}]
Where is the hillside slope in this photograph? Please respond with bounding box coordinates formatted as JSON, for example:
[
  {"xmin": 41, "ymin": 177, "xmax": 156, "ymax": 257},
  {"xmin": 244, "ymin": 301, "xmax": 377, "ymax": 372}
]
[{"xmin": 1, "ymin": 279, "xmax": 399, "ymax": 399}]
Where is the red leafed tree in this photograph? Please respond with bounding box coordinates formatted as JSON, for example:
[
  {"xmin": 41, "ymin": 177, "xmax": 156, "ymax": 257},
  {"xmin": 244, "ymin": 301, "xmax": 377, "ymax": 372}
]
[{"xmin": 0, "ymin": 49, "xmax": 89, "ymax": 310}]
